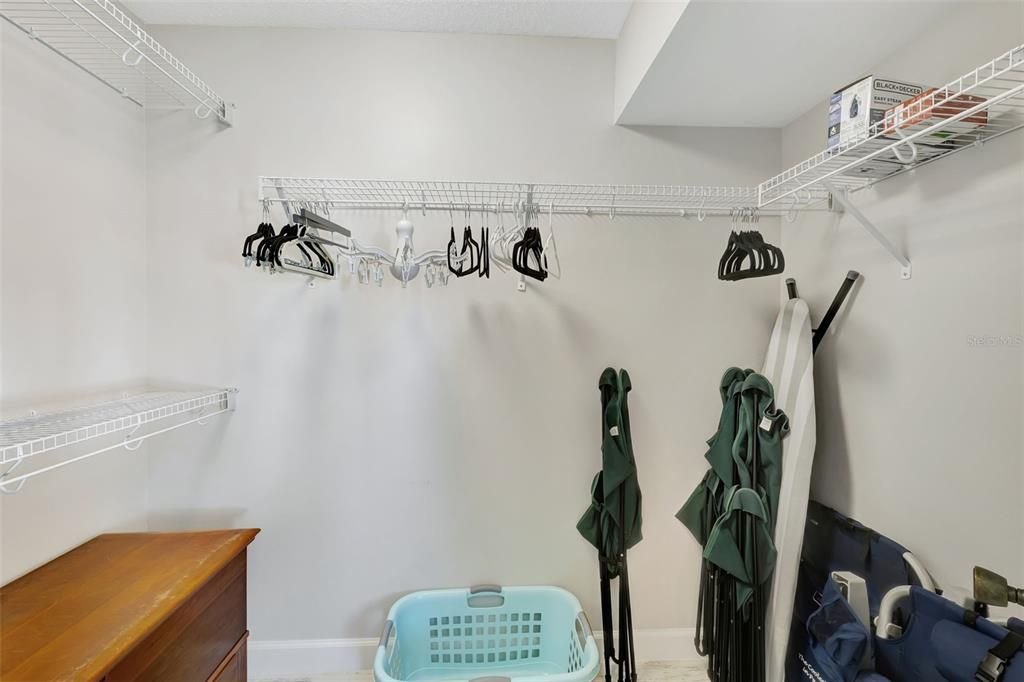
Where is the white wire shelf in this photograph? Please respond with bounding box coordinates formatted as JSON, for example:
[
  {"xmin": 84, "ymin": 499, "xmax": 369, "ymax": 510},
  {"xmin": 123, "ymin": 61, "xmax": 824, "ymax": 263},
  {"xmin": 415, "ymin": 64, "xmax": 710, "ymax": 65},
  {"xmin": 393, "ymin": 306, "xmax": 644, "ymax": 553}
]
[
  {"xmin": 0, "ymin": 388, "xmax": 236, "ymax": 491},
  {"xmin": 263, "ymin": 44, "xmax": 1024, "ymax": 221},
  {"xmin": 260, "ymin": 177, "xmax": 785, "ymax": 218},
  {"xmin": 760, "ymin": 44, "xmax": 1024, "ymax": 208},
  {"xmin": 0, "ymin": 0, "xmax": 233, "ymax": 123}
]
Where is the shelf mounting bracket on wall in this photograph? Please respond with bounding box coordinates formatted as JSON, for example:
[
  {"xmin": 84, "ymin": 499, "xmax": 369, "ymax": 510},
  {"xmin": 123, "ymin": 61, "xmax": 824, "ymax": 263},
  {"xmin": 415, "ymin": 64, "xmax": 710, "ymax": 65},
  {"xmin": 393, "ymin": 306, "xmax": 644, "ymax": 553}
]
[{"xmin": 823, "ymin": 180, "xmax": 912, "ymax": 280}]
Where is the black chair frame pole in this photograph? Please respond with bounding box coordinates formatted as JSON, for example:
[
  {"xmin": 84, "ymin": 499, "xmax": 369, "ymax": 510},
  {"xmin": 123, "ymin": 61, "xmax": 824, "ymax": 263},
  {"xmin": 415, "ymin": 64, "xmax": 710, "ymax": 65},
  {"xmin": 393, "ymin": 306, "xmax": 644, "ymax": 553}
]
[
  {"xmin": 619, "ymin": 491, "xmax": 636, "ymax": 682},
  {"xmin": 600, "ymin": 558, "xmax": 615, "ymax": 682},
  {"xmin": 786, "ymin": 271, "xmax": 860, "ymax": 355}
]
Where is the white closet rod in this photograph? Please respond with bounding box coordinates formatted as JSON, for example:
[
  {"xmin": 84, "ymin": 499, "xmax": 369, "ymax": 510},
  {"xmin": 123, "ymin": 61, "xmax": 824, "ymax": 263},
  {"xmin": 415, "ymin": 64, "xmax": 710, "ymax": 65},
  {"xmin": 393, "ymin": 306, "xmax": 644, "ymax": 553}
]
[{"xmin": 260, "ymin": 197, "xmax": 824, "ymax": 219}]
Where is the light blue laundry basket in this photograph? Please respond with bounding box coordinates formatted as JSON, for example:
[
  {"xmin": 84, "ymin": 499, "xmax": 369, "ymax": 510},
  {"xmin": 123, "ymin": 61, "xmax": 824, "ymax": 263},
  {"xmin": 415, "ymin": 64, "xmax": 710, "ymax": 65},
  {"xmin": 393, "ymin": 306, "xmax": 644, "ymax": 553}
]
[{"xmin": 374, "ymin": 585, "xmax": 599, "ymax": 682}]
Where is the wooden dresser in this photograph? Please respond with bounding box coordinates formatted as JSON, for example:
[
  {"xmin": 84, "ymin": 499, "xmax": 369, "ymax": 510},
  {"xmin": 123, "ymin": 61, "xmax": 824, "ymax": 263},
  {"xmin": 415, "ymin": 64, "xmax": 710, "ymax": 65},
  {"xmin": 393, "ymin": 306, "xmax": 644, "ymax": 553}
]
[{"xmin": 0, "ymin": 529, "xmax": 259, "ymax": 682}]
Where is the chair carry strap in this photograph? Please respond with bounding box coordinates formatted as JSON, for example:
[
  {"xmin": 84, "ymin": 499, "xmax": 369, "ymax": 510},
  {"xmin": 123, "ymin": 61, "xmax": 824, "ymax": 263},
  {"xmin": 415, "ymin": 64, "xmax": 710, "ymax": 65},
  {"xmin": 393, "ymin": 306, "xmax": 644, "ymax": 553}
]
[{"xmin": 976, "ymin": 631, "xmax": 1024, "ymax": 682}]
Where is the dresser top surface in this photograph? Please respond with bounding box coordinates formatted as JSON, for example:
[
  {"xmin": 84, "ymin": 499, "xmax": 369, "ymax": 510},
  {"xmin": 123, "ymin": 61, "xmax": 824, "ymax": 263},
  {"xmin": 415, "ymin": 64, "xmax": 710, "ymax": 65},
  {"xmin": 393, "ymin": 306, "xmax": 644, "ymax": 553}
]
[{"xmin": 0, "ymin": 529, "xmax": 259, "ymax": 680}]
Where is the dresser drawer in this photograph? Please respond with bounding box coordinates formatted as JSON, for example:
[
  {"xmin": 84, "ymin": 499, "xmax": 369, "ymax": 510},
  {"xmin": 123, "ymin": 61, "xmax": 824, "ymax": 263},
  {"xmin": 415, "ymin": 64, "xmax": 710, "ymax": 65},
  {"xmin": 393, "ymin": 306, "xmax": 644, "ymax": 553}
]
[{"xmin": 209, "ymin": 633, "xmax": 248, "ymax": 682}]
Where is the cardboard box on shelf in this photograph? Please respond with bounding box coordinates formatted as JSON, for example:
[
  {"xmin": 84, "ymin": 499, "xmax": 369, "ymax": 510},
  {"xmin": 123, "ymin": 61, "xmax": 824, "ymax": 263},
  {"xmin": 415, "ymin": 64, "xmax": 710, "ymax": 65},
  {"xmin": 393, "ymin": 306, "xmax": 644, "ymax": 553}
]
[
  {"xmin": 827, "ymin": 76, "xmax": 926, "ymax": 149},
  {"xmin": 882, "ymin": 87, "xmax": 988, "ymax": 144}
]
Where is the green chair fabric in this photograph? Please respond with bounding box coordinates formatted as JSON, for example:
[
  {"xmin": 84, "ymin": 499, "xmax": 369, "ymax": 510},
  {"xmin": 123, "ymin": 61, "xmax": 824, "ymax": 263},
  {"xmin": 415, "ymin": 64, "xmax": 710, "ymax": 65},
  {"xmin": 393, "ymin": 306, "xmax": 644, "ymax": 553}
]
[
  {"xmin": 678, "ymin": 367, "xmax": 789, "ymax": 609},
  {"xmin": 578, "ymin": 368, "xmax": 643, "ymax": 578}
]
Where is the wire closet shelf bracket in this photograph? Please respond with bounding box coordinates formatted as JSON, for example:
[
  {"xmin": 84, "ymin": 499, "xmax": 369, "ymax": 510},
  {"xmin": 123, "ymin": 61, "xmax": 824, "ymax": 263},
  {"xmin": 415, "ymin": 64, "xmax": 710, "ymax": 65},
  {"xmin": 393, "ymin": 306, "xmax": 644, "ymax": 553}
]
[
  {"xmin": 0, "ymin": 388, "xmax": 237, "ymax": 492},
  {"xmin": 0, "ymin": 0, "xmax": 234, "ymax": 124}
]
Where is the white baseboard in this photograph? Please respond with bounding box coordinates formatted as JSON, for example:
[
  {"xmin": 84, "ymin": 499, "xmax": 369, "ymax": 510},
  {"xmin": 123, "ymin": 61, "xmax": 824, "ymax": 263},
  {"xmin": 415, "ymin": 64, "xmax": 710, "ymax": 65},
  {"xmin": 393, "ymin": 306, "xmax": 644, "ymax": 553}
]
[
  {"xmin": 248, "ymin": 628, "xmax": 699, "ymax": 680},
  {"xmin": 607, "ymin": 628, "xmax": 700, "ymax": 665},
  {"xmin": 248, "ymin": 637, "xmax": 380, "ymax": 679}
]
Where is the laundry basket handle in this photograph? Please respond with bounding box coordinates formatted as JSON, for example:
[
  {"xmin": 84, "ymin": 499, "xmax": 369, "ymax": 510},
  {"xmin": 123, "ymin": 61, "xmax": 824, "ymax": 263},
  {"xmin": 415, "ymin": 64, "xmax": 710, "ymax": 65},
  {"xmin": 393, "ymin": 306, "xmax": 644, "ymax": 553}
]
[
  {"xmin": 379, "ymin": 620, "xmax": 395, "ymax": 648},
  {"xmin": 576, "ymin": 611, "xmax": 594, "ymax": 640},
  {"xmin": 468, "ymin": 584, "xmax": 504, "ymax": 608},
  {"xmin": 470, "ymin": 584, "xmax": 503, "ymax": 594}
]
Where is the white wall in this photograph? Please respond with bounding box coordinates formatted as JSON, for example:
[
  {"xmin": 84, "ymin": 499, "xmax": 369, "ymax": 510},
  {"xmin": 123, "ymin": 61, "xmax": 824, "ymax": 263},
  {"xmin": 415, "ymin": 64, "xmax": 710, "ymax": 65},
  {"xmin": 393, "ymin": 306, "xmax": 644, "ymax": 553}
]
[
  {"xmin": 613, "ymin": 0, "xmax": 687, "ymax": 121},
  {"xmin": 781, "ymin": 1, "xmax": 1024, "ymax": 598},
  {"xmin": 0, "ymin": 23, "xmax": 150, "ymax": 582},
  {"xmin": 141, "ymin": 27, "xmax": 783, "ymax": 652}
]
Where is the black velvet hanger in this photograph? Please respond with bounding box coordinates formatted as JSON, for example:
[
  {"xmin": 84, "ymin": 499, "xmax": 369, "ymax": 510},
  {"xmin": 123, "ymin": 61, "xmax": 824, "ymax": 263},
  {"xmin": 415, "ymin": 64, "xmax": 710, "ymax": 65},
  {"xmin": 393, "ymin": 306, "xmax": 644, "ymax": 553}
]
[
  {"xmin": 479, "ymin": 226, "xmax": 490, "ymax": 279},
  {"xmin": 719, "ymin": 210, "xmax": 785, "ymax": 281},
  {"xmin": 513, "ymin": 227, "xmax": 548, "ymax": 281},
  {"xmin": 448, "ymin": 225, "xmax": 480, "ymax": 277},
  {"xmin": 244, "ymin": 222, "xmax": 275, "ymax": 261},
  {"xmin": 257, "ymin": 223, "xmax": 292, "ymax": 266},
  {"xmin": 263, "ymin": 224, "xmax": 312, "ymax": 269}
]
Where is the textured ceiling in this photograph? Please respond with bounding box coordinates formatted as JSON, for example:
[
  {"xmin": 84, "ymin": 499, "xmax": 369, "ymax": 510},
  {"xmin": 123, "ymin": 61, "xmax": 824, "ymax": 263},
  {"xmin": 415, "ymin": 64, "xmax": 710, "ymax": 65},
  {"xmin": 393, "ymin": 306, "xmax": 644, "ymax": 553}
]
[{"xmin": 122, "ymin": 0, "xmax": 634, "ymax": 39}]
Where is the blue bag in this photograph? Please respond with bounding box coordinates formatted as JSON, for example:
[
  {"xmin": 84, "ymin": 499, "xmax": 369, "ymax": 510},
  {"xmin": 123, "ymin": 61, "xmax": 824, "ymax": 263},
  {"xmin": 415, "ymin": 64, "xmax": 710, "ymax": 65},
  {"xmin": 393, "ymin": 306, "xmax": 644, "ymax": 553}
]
[{"xmin": 806, "ymin": 577, "xmax": 872, "ymax": 682}]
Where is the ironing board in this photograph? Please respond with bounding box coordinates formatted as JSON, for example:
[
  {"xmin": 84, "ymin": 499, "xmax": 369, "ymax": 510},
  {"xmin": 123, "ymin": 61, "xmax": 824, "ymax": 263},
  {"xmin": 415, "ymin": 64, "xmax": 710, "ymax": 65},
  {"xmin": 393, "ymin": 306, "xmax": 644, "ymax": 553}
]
[{"xmin": 762, "ymin": 298, "xmax": 817, "ymax": 682}]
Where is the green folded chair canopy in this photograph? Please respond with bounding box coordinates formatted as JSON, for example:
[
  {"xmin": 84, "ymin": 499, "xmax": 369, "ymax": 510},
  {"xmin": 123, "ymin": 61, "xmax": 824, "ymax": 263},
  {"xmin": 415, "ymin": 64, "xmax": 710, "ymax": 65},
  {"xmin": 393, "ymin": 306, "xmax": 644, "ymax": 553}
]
[
  {"xmin": 676, "ymin": 367, "xmax": 748, "ymax": 545},
  {"xmin": 703, "ymin": 486, "xmax": 778, "ymax": 610},
  {"xmin": 677, "ymin": 367, "xmax": 789, "ymax": 610},
  {"xmin": 577, "ymin": 368, "xmax": 643, "ymax": 578}
]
